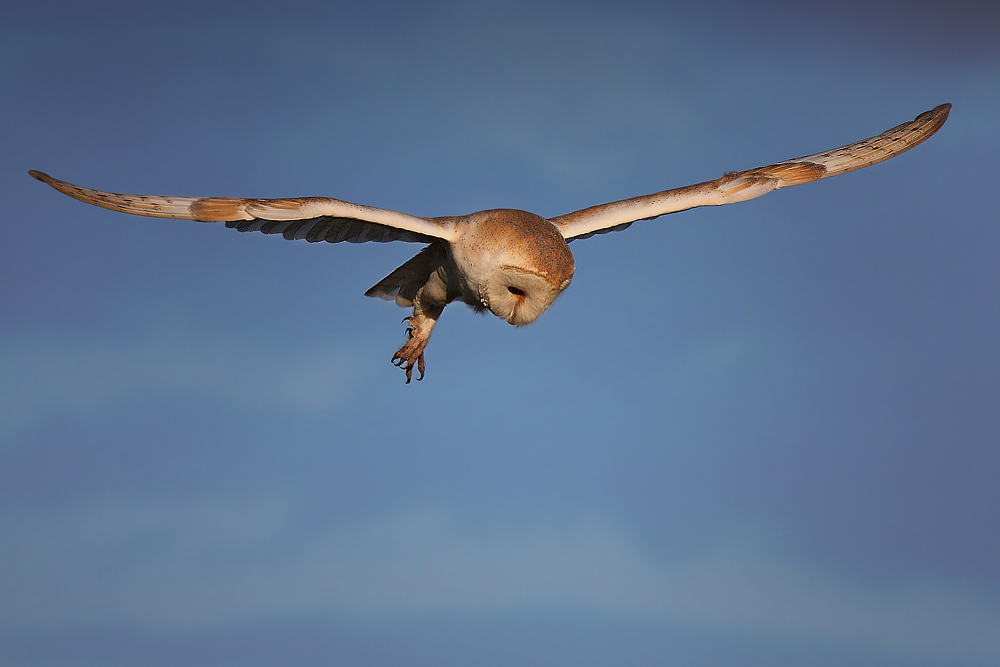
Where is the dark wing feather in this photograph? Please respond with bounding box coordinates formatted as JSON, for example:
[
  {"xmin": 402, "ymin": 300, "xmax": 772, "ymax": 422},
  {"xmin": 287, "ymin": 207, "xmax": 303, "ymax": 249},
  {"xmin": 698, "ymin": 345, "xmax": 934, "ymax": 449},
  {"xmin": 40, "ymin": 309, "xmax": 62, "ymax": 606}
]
[{"xmin": 222, "ymin": 216, "xmax": 436, "ymax": 243}]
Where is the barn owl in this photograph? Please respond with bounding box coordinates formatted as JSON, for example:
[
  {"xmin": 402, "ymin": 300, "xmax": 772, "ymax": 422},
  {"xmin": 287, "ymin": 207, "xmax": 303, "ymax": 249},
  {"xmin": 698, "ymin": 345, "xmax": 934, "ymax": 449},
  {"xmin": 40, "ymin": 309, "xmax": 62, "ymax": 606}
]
[{"xmin": 30, "ymin": 104, "xmax": 950, "ymax": 382}]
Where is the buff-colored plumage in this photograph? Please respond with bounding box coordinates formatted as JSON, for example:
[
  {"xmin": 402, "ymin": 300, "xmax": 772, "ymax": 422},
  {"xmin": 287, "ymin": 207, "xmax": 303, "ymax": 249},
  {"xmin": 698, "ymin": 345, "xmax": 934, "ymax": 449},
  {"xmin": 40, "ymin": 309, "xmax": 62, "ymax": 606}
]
[{"xmin": 30, "ymin": 104, "xmax": 950, "ymax": 382}]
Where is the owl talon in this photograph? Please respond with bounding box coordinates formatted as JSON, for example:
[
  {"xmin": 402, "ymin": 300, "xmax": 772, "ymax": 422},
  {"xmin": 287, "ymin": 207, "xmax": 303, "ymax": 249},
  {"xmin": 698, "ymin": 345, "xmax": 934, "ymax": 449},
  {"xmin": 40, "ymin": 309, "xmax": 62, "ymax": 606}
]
[
  {"xmin": 391, "ymin": 349, "xmax": 425, "ymax": 383},
  {"xmin": 392, "ymin": 316, "xmax": 430, "ymax": 383}
]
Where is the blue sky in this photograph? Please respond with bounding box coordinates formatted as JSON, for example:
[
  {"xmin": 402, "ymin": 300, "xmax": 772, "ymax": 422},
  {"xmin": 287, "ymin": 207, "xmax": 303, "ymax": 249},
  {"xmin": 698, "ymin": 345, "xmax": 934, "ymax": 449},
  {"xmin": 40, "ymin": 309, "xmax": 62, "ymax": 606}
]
[{"xmin": 2, "ymin": 1, "xmax": 998, "ymax": 665}]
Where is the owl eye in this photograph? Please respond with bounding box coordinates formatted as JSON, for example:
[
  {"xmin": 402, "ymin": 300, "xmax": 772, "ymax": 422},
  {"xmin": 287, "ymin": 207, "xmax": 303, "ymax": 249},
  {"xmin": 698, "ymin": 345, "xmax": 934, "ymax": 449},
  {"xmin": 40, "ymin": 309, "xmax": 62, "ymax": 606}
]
[{"xmin": 507, "ymin": 286, "xmax": 527, "ymax": 297}]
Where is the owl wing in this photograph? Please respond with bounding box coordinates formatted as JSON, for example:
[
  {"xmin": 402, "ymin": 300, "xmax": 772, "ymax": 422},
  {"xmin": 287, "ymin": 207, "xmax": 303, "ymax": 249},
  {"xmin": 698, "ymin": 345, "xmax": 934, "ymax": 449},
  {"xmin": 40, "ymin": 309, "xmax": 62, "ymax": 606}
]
[
  {"xmin": 552, "ymin": 104, "xmax": 951, "ymax": 241},
  {"xmin": 28, "ymin": 170, "xmax": 459, "ymax": 244}
]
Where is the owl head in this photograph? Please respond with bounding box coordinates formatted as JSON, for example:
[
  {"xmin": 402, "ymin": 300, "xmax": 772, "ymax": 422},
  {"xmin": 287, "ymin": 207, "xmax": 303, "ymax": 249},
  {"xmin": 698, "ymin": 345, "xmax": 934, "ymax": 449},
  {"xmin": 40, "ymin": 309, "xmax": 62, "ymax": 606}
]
[
  {"xmin": 459, "ymin": 209, "xmax": 576, "ymax": 326},
  {"xmin": 479, "ymin": 265, "xmax": 573, "ymax": 326}
]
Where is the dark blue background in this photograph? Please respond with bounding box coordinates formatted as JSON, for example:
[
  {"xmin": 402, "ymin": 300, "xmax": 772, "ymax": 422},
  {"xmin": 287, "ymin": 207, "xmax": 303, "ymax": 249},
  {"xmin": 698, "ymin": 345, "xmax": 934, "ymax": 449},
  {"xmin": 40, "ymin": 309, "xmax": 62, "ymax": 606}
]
[{"xmin": 2, "ymin": 1, "xmax": 997, "ymax": 664}]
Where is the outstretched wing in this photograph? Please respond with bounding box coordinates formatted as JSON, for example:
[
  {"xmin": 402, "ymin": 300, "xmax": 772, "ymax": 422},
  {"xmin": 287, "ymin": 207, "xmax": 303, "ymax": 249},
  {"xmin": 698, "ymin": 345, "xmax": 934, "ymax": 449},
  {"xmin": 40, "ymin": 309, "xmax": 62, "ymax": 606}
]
[
  {"xmin": 28, "ymin": 171, "xmax": 459, "ymax": 244},
  {"xmin": 553, "ymin": 104, "xmax": 951, "ymax": 241}
]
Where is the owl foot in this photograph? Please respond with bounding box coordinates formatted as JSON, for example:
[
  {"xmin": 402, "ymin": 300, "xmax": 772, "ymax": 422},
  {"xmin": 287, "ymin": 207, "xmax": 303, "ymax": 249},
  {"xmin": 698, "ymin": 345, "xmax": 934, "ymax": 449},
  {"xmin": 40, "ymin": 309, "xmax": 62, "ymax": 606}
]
[{"xmin": 392, "ymin": 317, "xmax": 429, "ymax": 383}]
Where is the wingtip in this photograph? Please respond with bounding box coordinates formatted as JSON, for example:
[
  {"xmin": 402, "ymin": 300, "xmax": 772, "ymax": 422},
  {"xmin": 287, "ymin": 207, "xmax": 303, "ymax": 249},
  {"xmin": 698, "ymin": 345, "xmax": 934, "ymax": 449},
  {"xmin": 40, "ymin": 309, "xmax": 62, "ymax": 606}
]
[
  {"xmin": 925, "ymin": 103, "xmax": 951, "ymax": 124},
  {"xmin": 903, "ymin": 104, "xmax": 950, "ymax": 142},
  {"xmin": 28, "ymin": 169, "xmax": 47, "ymax": 182}
]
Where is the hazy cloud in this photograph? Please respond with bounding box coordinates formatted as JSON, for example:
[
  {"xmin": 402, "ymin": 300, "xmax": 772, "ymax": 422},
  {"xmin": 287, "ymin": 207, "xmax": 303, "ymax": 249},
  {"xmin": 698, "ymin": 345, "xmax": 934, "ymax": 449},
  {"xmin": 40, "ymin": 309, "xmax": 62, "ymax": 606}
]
[
  {"xmin": 0, "ymin": 329, "xmax": 359, "ymax": 440},
  {"xmin": 3, "ymin": 498, "xmax": 998, "ymax": 660}
]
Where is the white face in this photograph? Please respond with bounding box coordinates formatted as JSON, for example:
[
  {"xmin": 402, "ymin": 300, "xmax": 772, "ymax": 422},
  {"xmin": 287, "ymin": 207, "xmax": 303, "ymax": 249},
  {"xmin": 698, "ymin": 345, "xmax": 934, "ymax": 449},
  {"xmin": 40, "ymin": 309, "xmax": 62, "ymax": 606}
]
[{"xmin": 481, "ymin": 265, "xmax": 571, "ymax": 326}]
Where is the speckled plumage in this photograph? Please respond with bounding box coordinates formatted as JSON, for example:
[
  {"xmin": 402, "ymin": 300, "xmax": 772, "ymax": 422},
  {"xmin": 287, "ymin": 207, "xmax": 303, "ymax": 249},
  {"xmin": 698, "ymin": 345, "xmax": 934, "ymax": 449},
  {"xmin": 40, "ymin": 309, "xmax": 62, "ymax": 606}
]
[{"xmin": 30, "ymin": 104, "xmax": 950, "ymax": 382}]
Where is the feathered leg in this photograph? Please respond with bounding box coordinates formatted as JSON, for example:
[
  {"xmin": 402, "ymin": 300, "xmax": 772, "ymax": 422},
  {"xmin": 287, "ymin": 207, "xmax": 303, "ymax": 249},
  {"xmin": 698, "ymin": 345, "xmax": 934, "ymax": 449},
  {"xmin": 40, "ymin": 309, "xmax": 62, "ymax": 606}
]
[{"xmin": 366, "ymin": 242, "xmax": 453, "ymax": 383}]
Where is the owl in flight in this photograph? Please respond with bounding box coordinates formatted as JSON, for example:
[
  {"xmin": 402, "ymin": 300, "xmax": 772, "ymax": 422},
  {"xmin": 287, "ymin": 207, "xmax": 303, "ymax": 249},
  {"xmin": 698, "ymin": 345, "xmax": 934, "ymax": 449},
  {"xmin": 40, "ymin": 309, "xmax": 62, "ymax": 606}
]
[{"xmin": 31, "ymin": 104, "xmax": 950, "ymax": 382}]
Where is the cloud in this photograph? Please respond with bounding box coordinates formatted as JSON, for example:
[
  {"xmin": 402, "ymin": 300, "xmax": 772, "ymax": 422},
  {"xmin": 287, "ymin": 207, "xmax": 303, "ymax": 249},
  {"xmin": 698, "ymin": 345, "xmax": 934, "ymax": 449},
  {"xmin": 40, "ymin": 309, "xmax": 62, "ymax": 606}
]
[
  {"xmin": 2, "ymin": 498, "xmax": 998, "ymax": 660},
  {"xmin": 0, "ymin": 329, "xmax": 359, "ymax": 439}
]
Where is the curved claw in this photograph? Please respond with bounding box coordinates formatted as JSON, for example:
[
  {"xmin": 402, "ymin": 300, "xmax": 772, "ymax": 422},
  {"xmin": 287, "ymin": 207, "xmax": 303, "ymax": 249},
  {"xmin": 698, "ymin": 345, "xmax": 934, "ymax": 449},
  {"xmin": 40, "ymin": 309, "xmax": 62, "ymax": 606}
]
[{"xmin": 391, "ymin": 350, "xmax": 424, "ymax": 383}]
